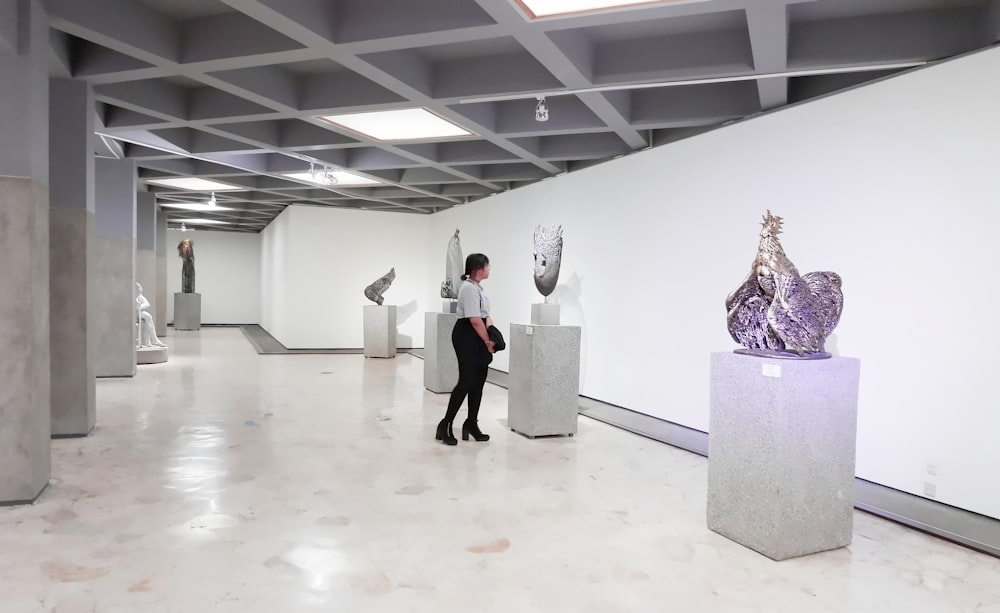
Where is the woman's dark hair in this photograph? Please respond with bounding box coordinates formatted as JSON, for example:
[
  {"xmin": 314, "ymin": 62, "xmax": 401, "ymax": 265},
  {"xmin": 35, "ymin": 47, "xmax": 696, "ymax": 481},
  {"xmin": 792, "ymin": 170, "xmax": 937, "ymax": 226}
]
[{"xmin": 462, "ymin": 253, "xmax": 490, "ymax": 280}]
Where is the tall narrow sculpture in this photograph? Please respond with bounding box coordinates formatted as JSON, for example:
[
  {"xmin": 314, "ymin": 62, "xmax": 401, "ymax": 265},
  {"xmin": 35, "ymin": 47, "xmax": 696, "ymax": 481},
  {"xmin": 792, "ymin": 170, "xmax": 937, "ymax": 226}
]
[
  {"xmin": 177, "ymin": 239, "xmax": 195, "ymax": 293},
  {"xmin": 136, "ymin": 283, "xmax": 166, "ymax": 348},
  {"xmin": 533, "ymin": 225, "xmax": 563, "ymax": 298},
  {"xmin": 725, "ymin": 211, "xmax": 843, "ymax": 356},
  {"xmin": 364, "ymin": 267, "xmax": 396, "ymax": 306},
  {"xmin": 440, "ymin": 228, "xmax": 464, "ymax": 300}
]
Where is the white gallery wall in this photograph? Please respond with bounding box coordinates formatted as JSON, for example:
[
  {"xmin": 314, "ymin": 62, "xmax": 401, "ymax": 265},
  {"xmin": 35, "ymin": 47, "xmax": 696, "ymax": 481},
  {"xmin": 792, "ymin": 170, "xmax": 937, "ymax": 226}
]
[
  {"xmin": 260, "ymin": 205, "xmax": 431, "ymax": 349},
  {"xmin": 428, "ymin": 47, "xmax": 1000, "ymax": 521},
  {"xmin": 166, "ymin": 228, "xmax": 261, "ymax": 324}
]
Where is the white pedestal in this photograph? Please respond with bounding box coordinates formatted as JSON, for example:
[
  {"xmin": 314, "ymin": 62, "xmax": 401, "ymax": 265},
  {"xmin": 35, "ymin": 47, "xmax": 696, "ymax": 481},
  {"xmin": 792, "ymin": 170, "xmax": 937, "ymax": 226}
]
[
  {"xmin": 424, "ymin": 312, "xmax": 458, "ymax": 393},
  {"xmin": 507, "ymin": 323, "xmax": 581, "ymax": 438},
  {"xmin": 442, "ymin": 301, "xmax": 457, "ymax": 313},
  {"xmin": 707, "ymin": 352, "xmax": 861, "ymax": 560},
  {"xmin": 531, "ymin": 302, "xmax": 560, "ymax": 325},
  {"xmin": 173, "ymin": 292, "xmax": 201, "ymax": 330},
  {"xmin": 137, "ymin": 346, "xmax": 168, "ymax": 364},
  {"xmin": 364, "ymin": 305, "xmax": 397, "ymax": 358}
]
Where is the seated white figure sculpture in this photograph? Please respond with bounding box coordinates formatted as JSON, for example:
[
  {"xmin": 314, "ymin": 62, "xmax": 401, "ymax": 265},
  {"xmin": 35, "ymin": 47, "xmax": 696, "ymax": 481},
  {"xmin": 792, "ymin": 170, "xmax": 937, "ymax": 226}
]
[{"xmin": 136, "ymin": 283, "xmax": 166, "ymax": 348}]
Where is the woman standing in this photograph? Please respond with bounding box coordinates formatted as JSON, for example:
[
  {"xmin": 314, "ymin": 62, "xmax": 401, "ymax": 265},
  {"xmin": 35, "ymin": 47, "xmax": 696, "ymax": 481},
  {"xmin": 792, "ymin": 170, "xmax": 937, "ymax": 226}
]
[{"xmin": 436, "ymin": 253, "xmax": 495, "ymax": 445}]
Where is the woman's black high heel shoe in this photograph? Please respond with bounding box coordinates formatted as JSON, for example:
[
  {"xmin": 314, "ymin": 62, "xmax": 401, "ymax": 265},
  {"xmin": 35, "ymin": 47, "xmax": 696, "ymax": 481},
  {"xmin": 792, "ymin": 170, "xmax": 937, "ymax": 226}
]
[
  {"xmin": 436, "ymin": 419, "xmax": 457, "ymax": 446},
  {"xmin": 462, "ymin": 420, "xmax": 490, "ymax": 442}
]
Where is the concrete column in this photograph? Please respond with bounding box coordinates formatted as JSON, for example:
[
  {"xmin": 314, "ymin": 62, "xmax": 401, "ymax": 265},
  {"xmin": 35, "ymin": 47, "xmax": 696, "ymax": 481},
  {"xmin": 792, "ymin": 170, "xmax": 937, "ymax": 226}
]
[
  {"xmin": 155, "ymin": 204, "xmax": 167, "ymax": 336},
  {"xmin": 94, "ymin": 158, "xmax": 136, "ymax": 377},
  {"xmin": 49, "ymin": 78, "xmax": 96, "ymax": 437},
  {"xmin": 136, "ymin": 191, "xmax": 156, "ymax": 331},
  {"xmin": 0, "ymin": 0, "xmax": 51, "ymax": 504}
]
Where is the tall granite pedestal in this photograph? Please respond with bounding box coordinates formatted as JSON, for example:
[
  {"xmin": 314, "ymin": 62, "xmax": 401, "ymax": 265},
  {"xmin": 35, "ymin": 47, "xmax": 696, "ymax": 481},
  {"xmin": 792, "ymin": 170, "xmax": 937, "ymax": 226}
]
[
  {"xmin": 424, "ymin": 312, "xmax": 458, "ymax": 392},
  {"xmin": 507, "ymin": 323, "xmax": 581, "ymax": 438},
  {"xmin": 173, "ymin": 293, "xmax": 201, "ymax": 331},
  {"xmin": 364, "ymin": 305, "xmax": 397, "ymax": 358},
  {"xmin": 707, "ymin": 352, "xmax": 861, "ymax": 560}
]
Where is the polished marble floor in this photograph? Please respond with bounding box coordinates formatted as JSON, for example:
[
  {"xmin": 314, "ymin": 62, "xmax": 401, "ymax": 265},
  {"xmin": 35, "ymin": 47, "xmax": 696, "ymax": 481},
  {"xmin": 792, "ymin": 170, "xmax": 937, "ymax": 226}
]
[{"xmin": 1, "ymin": 328, "xmax": 998, "ymax": 612}]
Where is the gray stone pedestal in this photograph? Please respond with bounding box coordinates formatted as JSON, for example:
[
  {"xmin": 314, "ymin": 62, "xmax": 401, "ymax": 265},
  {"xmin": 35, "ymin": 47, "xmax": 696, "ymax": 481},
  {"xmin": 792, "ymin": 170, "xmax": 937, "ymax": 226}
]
[
  {"xmin": 424, "ymin": 312, "xmax": 458, "ymax": 393},
  {"xmin": 507, "ymin": 324, "xmax": 581, "ymax": 438},
  {"xmin": 531, "ymin": 303, "xmax": 560, "ymax": 325},
  {"xmin": 707, "ymin": 351, "xmax": 861, "ymax": 560},
  {"xmin": 364, "ymin": 305, "xmax": 397, "ymax": 358},
  {"xmin": 174, "ymin": 293, "xmax": 201, "ymax": 330}
]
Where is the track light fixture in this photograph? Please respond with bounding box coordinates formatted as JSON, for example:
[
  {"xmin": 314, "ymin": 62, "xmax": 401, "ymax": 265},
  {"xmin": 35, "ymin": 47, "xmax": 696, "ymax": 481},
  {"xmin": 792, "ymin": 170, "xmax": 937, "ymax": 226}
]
[
  {"xmin": 309, "ymin": 161, "xmax": 339, "ymax": 185},
  {"xmin": 535, "ymin": 96, "xmax": 549, "ymax": 122},
  {"xmin": 207, "ymin": 192, "xmax": 216, "ymax": 207}
]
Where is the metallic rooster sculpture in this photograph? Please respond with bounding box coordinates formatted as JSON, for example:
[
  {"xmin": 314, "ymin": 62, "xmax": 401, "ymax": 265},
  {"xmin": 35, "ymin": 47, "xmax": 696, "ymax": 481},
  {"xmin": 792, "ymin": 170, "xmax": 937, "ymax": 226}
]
[
  {"xmin": 364, "ymin": 267, "xmax": 396, "ymax": 306},
  {"xmin": 725, "ymin": 211, "xmax": 843, "ymax": 357}
]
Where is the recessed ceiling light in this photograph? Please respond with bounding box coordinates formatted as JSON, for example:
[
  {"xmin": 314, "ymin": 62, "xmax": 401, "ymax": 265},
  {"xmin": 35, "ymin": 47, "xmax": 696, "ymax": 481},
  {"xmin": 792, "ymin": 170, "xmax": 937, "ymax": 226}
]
[
  {"xmin": 146, "ymin": 177, "xmax": 243, "ymax": 191},
  {"xmin": 318, "ymin": 108, "xmax": 474, "ymax": 141},
  {"xmin": 172, "ymin": 218, "xmax": 230, "ymax": 225},
  {"xmin": 517, "ymin": 0, "xmax": 696, "ymax": 18},
  {"xmin": 159, "ymin": 202, "xmax": 234, "ymax": 212},
  {"xmin": 283, "ymin": 171, "xmax": 383, "ymax": 187}
]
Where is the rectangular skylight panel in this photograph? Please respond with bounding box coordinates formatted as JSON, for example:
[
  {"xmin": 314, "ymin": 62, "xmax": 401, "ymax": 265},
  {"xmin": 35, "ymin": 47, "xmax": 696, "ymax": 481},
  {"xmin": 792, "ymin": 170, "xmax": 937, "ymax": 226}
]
[
  {"xmin": 318, "ymin": 108, "xmax": 474, "ymax": 141},
  {"xmin": 283, "ymin": 171, "xmax": 383, "ymax": 187},
  {"xmin": 518, "ymin": 0, "xmax": 692, "ymax": 18},
  {"xmin": 146, "ymin": 178, "xmax": 243, "ymax": 191}
]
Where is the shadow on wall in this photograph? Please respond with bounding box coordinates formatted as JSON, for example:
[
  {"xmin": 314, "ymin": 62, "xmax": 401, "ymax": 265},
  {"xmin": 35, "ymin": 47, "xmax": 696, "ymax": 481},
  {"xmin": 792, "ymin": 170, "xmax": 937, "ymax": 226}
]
[
  {"xmin": 397, "ymin": 298, "xmax": 418, "ymax": 349},
  {"xmin": 550, "ymin": 272, "xmax": 587, "ymax": 390}
]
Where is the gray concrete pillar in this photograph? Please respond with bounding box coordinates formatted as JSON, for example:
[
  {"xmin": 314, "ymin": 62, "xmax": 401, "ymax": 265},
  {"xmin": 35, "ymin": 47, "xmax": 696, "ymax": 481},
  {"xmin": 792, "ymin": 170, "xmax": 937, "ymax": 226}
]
[
  {"xmin": 0, "ymin": 0, "xmax": 51, "ymax": 504},
  {"xmin": 49, "ymin": 78, "xmax": 96, "ymax": 437},
  {"xmin": 136, "ymin": 191, "xmax": 156, "ymax": 333},
  {"xmin": 94, "ymin": 158, "xmax": 136, "ymax": 377},
  {"xmin": 155, "ymin": 204, "xmax": 167, "ymax": 336}
]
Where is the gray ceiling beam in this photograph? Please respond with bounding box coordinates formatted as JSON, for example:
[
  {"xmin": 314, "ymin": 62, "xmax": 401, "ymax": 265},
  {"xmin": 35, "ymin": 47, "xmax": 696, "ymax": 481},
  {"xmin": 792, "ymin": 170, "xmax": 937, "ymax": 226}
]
[
  {"xmin": 0, "ymin": 1, "xmax": 17, "ymax": 55},
  {"xmin": 745, "ymin": 3, "xmax": 790, "ymax": 110},
  {"xmin": 46, "ymin": 0, "xmax": 180, "ymax": 64},
  {"xmin": 788, "ymin": 8, "xmax": 990, "ymax": 68},
  {"xmin": 180, "ymin": 12, "xmax": 304, "ymax": 64},
  {"xmin": 48, "ymin": 29, "xmax": 72, "ymax": 76},
  {"xmin": 96, "ymin": 80, "xmax": 188, "ymax": 120},
  {"xmin": 472, "ymin": 0, "xmax": 647, "ymax": 149}
]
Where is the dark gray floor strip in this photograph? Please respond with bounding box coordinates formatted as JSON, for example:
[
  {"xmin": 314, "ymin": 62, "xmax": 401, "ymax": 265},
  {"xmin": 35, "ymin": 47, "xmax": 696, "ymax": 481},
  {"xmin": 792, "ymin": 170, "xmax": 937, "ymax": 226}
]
[{"xmin": 240, "ymin": 324, "xmax": 421, "ymax": 355}]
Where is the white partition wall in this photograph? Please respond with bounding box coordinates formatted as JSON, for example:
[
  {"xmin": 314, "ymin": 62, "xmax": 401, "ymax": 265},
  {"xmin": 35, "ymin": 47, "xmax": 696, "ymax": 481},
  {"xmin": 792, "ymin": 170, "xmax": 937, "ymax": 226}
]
[
  {"xmin": 167, "ymin": 229, "xmax": 262, "ymax": 325},
  {"xmin": 427, "ymin": 48, "xmax": 1000, "ymax": 521},
  {"xmin": 260, "ymin": 206, "xmax": 431, "ymax": 349}
]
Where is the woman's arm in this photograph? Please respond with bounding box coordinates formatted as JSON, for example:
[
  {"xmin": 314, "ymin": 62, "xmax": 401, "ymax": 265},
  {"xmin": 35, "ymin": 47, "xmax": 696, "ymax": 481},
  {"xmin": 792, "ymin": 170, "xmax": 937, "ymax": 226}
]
[{"xmin": 470, "ymin": 317, "xmax": 495, "ymax": 352}]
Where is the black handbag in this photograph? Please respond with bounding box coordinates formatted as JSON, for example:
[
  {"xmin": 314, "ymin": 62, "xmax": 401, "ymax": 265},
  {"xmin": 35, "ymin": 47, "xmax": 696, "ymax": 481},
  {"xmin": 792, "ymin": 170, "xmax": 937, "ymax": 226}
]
[{"xmin": 487, "ymin": 324, "xmax": 506, "ymax": 352}]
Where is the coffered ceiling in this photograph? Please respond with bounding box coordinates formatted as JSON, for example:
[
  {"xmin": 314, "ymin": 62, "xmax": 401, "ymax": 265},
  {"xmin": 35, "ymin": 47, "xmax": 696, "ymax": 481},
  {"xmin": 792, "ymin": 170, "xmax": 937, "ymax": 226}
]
[{"xmin": 44, "ymin": 0, "xmax": 1000, "ymax": 232}]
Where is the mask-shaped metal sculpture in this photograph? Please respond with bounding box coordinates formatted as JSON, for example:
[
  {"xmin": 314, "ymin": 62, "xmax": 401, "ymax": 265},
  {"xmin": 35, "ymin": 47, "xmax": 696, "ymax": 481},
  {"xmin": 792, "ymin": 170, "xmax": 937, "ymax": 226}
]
[
  {"xmin": 533, "ymin": 225, "xmax": 563, "ymax": 298},
  {"xmin": 440, "ymin": 228, "xmax": 463, "ymax": 299},
  {"xmin": 177, "ymin": 239, "xmax": 195, "ymax": 293},
  {"xmin": 364, "ymin": 267, "xmax": 396, "ymax": 306},
  {"xmin": 726, "ymin": 211, "xmax": 843, "ymax": 356}
]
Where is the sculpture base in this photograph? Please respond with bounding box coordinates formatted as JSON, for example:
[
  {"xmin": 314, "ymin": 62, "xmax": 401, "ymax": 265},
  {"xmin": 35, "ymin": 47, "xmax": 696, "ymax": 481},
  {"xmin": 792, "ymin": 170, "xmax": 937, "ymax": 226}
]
[
  {"xmin": 734, "ymin": 348, "xmax": 831, "ymax": 360},
  {"xmin": 363, "ymin": 305, "xmax": 397, "ymax": 358},
  {"xmin": 424, "ymin": 312, "xmax": 458, "ymax": 393},
  {"xmin": 173, "ymin": 293, "xmax": 202, "ymax": 330},
  {"xmin": 708, "ymin": 352, "xmax": 860, "ymax": 560},
  {"xmin": 507, "ymin": 323, "xmax": 581, "ymax": 438},
  {"xmin": 137, "ymin": 346, "xmax": 168, "ymax": 364},
  {"xmin": 530, "ymin": 303, "xmax": 560, "ymax": 326}
]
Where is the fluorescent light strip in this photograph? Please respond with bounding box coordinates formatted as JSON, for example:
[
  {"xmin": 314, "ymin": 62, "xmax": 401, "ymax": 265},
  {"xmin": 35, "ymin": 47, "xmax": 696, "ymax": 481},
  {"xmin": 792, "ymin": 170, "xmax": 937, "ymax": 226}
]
[
  {"xmin": 159, "ymin": 202, "xmax": 234, "ymax": 212},
  {"xmin": 458, "ymin": 61, "xmax": 928, "ymax": 104},
  {"xmin": 146, "ymin": 177, "xmax": 244, "ymax": 191},
  {"xmin": 173, "ymin": 218, "xmax": 230, "ymax": 225},
  {"xmin": 318, "ymin": 108, "xmax": 474, "ymax": 141},
  {"xmin": 283, "ymin": 171, "xmax": 382, "ymax": 187}
]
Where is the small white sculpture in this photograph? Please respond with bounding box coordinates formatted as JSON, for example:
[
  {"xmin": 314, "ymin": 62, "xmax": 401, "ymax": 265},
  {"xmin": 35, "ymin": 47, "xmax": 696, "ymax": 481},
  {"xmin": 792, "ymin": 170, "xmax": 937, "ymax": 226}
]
[{"xmin": 136, "ymin": 283, "xmax": 166, "ymax": 348}]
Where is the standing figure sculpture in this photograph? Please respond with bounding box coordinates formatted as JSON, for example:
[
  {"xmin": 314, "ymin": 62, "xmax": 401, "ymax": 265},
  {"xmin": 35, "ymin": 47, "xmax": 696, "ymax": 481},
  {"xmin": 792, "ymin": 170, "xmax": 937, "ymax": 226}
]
[
  {"xmin": 725, "ymin": 211, "xmax": 843, "ymax": 357},
  {"xmin": 440, "ymin": 228, "xmax": 464, "ymax": 300},
  {"xmin": 177, "ymin": 239, "xmax": 195, "ymax": 293},
  {"xmin": 533, "ymin": 225, "xmax": 563, "ymax": 298},
  {"xmin": 136, "ymin": 283, "xmax": 166, "ymax": 348},
  {"xmin": 364, "ymin": 267, "xmax": 396, "ymax": 306}
]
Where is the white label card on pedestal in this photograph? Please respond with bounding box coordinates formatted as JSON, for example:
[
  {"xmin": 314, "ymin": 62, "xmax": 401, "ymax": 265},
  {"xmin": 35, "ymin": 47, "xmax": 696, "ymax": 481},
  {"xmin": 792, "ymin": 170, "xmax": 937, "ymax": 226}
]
[
  {"xmin": 526, "ymin": 326, "xmax": 533, "ymax": 335},
  {"xmin": 762, "ymin": 364, "xmax": 781, "ymax": 378}
]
